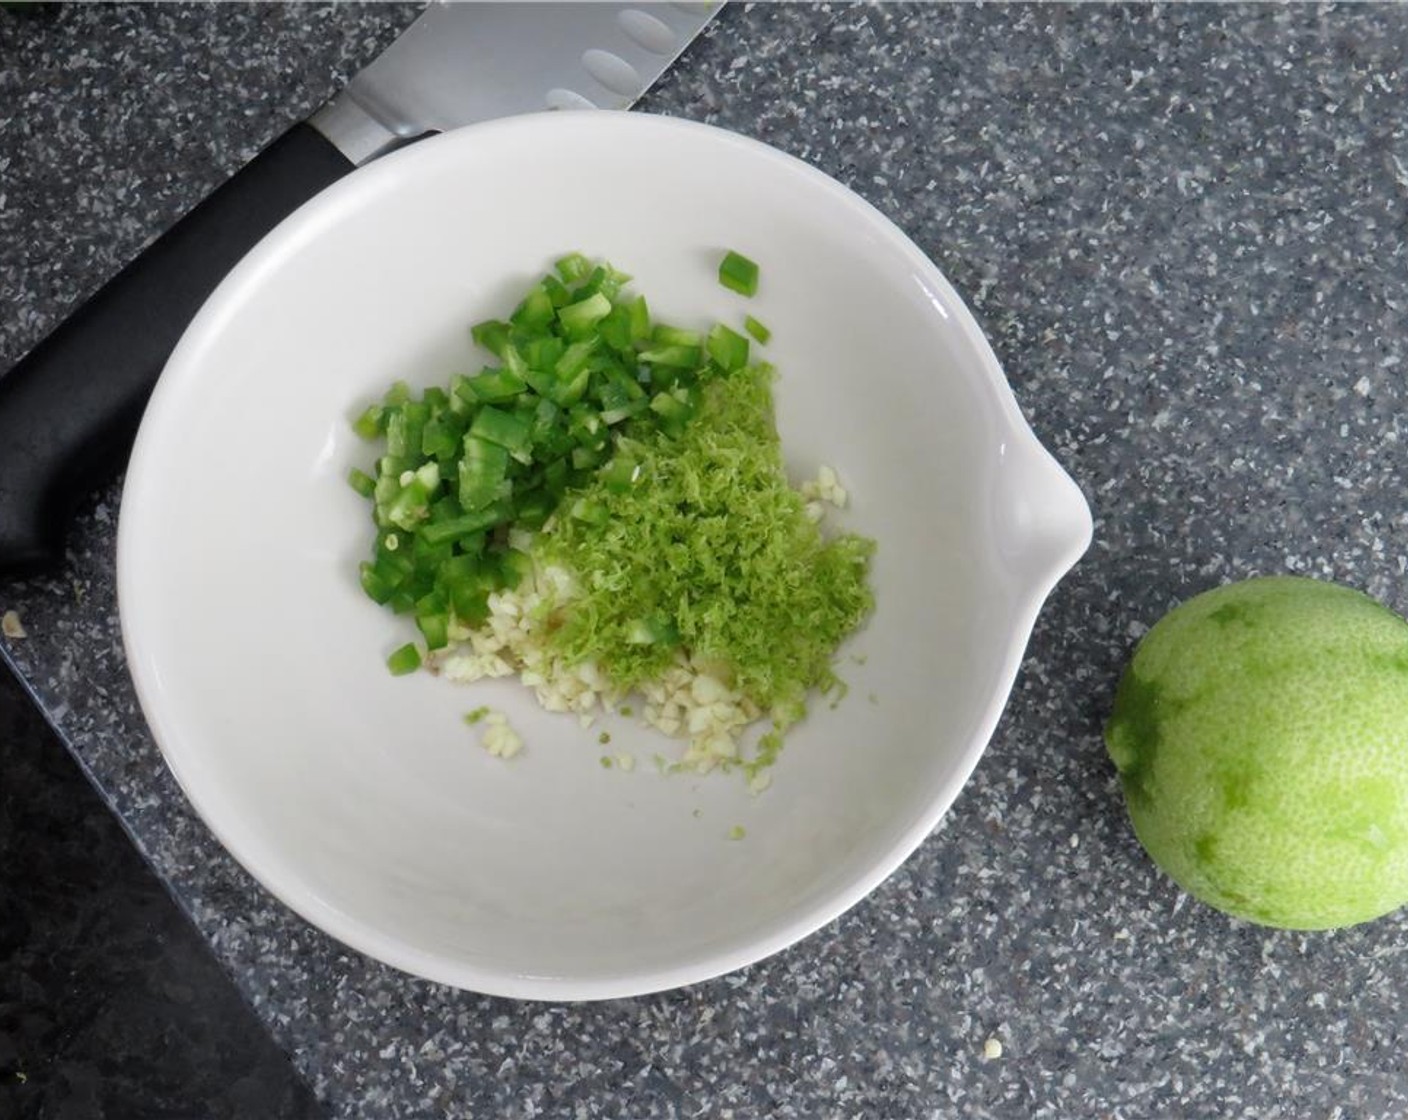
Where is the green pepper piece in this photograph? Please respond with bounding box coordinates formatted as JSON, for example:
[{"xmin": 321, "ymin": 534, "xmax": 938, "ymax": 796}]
[
  {"xmin": 555, "ymin": 338, "xmax": 599, "ymax": 380},
  {"xmin": 651, "ymin": 324, "xmax": 702, "ymax": 348},
  {"xmin": 470, "ymin": 318, "xmax": 512, "ymax": 357},
  {"xmin": 464, "ymin": 366, "xmax": 528, "ymax": 403},
  {"xmin": 457, "ymin": 435, "xmax": 510, "ymax": 511},
  {"xmin": 557, "ymin": 291, "xmax": 612, "ymax": 338},
  {"xmin": 386, "ymin": 643, "xmax": 422, "ymax": 676},
  {"xmin": 382, "ymin": 380, "xmax": 412, "ymax": 407},
  {"xmin": 541, "ymin": 273, "xmax": 571, "ymax": 307},
  {"xmin": 706, "ymin": 323, "xmax": 750, "ymax": 372},
  {"xmin": 524, "ymin": 335, "xmax": 566, "ymax": 372},
  {"xmin": 421, "ymin": 413, "xmax": 464, "ymax": 460},
  {"xmin": 555, "ymin": 252, "xmax": 592, "ymax": 283},
  {"xmin": 351, "ymin": 404, "xmax": 384, "ymax": 440},
  {"xmin": 718, "ymin": 250, "xmax": 760, "ymax": 297},
  {"xmin": 639, "ymin": 344, "xmax": 702, "ymax": 369},
  {"xmin": 415, "ymin": 596, "xmax": 451, "ymax": 650},
  {"xmin": 511, "ymin": 283, "xmax": 556, "ymax": 331},
  {"xmin": 358, "ymin": 561, "xmax": 395, "ymax": 604},
  {"xmin": 347, "ymin": 467, "xmax": 376, "ymax": 498},
  {"xmin": 469, "ymin": 406, "xmax": 533, "ymax": 455}
]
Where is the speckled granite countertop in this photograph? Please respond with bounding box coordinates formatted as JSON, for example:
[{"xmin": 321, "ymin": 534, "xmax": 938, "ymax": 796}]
[{"xmin": 4, "ymin": 3, "xmax": 1408, "ymax": 1116}]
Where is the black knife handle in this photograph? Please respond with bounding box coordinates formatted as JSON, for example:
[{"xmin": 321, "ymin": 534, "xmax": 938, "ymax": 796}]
[{"xmin": 0, "ymin": 121, "xmax": 354, "ymax": 574}]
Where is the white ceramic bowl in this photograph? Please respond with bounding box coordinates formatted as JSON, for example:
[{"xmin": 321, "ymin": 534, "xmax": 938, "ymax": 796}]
[{"xmin": 118, "ymin": 112, "xmax": 1092, "ymax": 1001}]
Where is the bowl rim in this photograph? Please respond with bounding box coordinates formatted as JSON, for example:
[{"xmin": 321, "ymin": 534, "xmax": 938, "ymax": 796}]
[{"xmin": 117, "ymin": 110, "xmax": 1092, "ymax": 1001}]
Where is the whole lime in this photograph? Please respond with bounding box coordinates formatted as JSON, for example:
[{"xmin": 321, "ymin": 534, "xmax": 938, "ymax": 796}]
[{"xmin": 1105, "ymin": 575, "xmax": 1408, "ymax": 929}]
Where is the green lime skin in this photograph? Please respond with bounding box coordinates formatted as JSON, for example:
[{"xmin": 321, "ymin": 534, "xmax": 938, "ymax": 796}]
[{"xmin": 1106, "ymin": 575, "xmax": 1408, "ymax": 930}]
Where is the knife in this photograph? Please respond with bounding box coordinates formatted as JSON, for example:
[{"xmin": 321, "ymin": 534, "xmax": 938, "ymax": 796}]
[{"xmin": 0, "ymin": 1, "xmax": 721, "ymax": 574}]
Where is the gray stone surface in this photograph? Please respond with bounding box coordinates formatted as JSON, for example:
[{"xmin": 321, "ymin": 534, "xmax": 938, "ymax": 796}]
[{"xmin": 4, "ymin": 2, "xmax": 1408, "ymax": 1116}]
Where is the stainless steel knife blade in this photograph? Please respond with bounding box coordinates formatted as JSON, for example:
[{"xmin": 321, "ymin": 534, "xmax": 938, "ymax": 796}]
[{"xmin": 311, "ymin": 2, "xmax": 723, "ymax": 165}]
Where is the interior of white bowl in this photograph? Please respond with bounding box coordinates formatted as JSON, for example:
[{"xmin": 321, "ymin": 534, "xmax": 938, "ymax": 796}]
[{"xmin": 118, "ymin": 112, "xmax": 1091, "ymax": 1000}]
